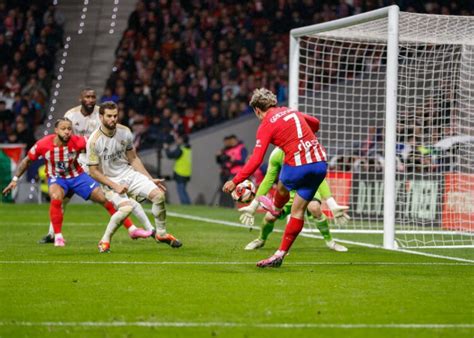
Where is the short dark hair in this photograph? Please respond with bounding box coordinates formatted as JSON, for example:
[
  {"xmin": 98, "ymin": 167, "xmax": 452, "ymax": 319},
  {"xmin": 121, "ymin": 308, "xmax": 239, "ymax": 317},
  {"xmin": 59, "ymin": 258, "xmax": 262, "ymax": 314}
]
[
  {"xmin": 55, "ymin": 117, "xmax": 72, "ymax": 128},
  {"xmin": 99, "ymin": 101, "xmax": 118, "ymax": 115}
]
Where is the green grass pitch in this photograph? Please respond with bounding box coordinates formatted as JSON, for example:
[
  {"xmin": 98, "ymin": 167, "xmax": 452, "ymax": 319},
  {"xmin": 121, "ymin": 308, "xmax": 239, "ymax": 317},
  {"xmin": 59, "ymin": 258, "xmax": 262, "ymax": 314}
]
[{"xmin": 0, "ymin": 203, "xmax": 473, "ymax": 338}]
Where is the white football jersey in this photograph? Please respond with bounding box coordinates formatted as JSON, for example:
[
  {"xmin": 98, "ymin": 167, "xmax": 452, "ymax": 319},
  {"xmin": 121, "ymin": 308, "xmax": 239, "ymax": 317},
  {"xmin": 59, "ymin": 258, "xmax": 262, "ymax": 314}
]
[
  {"xmin": 64, "ymin": 105, "xmax": 100, "ymax": 137},
  {"xmin": 87, "ymin": 124, "xmax": 135, "ymax": 179},
  {"xmin": 64, "ymin": 104, "xmax": 100, "ymax": 167}
]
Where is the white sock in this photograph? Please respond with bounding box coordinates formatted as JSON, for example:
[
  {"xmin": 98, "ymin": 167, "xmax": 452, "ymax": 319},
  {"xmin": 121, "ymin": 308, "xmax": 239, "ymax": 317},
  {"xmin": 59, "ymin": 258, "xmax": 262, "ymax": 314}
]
[
  {"xmin": 101, "ymin": 209, "xmax": 128, "ymax": 242},
  {"xmin": 152, "ymin": 202, "xmax": 166, "ymax": 236},
  {"xmin": 55, "ymin": 233, "xmax": 63, "ymax": 240},
  {"xmin": 127, "ymin": 225, "xmax": 138, "ymax": 233},
  {"xmin": 275, "ymin": 250, "xmax": 286, "ymax": 257},
  {"xmin": 48, "ymin": 223, "xmax": 54, "ymax": 236},
  {"xmin": 130, "ymin": 199, "xmax": 154, "ymax": 231}
]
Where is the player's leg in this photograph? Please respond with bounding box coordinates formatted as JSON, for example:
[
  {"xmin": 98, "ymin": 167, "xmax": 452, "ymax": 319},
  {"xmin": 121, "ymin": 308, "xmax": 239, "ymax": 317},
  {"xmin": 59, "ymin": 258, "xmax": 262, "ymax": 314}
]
[
  {"xmin": 307, "ymin": 200, "xmax": 348, "ymax": 252},
  {"xmin": 90, "ymin": 188, "xmax": 133, "ymax": 253},
  {"xmin": 129, "ymin": 198, "xmax": 154, "ymax": 233},
  {"xmin": 48, "ymin": 182, "xmax": 67, "ymax": 247},
  {"xmin": 39, "ymin": 194, "xmax": 71, "ymax": 244},
  {"xmin": 257, "ymin": 162, "xmax": 327, "ymax": 268},
  {"xmin": 101, "ymin": 197, "xmax": 152, "ymax": 239},
  {"xmin": 245, "ymin": 212, "xmax": 276, "ymax": 250},
  {"xmin": 147, "ymin": 187, "xmax": 182, "ymax": 248},
  {"xmin": 258, "ymin": 181, "xmax": 290, "ymax": 216}
]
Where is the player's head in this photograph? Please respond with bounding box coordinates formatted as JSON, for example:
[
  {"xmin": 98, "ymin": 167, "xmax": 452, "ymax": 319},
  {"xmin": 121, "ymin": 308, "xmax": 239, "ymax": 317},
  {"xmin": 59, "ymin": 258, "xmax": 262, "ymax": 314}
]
[
  {"xmin": 80, "ymin": 88, "xmax": 96, "ymax": 115},
  {"xmin": 249, "ymin": 88, "xmax": 277, "ymax": 120},
  {"xmin": 99, "ymin": 101, "xmax": 118, "ymax": 130},
  {"xmin": 54, "ymin": 117, "xmax": 73, "ymax": 143}
]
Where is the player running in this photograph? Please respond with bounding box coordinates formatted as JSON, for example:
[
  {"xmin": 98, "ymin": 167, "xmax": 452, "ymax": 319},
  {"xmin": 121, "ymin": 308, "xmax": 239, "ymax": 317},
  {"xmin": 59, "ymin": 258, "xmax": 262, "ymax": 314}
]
[
  {"xmin": 39, "ymin": 88, "xmax": 151, "ymax": 244},
  {"xmin": 239, "ymin": 147, "xmax": 349, "ymax": 252},
  {"xmin": 87, "ymin": 101, "xmax": 182, "ymax": 253},
  {"xmin": 223, "ymin": 88, "xmax": 327, "ymax": 268},
  {"xmin": 3, "ymin": 118, "xmax": 127, "ymax": 247}
]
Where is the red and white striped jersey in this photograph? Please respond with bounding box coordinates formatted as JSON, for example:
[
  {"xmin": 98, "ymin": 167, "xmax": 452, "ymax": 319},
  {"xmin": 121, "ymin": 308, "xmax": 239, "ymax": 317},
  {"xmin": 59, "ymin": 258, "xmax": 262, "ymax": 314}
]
[
  {"xmin": 28, "ymin": 134, "xmax": 86, "ymax": 179},
  {"xmin": 233, "ymin": 106, "xmax": 326, "ymax": 184}
]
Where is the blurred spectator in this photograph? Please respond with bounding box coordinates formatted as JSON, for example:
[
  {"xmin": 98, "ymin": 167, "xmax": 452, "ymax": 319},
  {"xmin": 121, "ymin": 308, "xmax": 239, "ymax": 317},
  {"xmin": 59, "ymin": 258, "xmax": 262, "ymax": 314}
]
[{"xmin": 164, "ymin": 135, "xmax": 192, "ymax": 205}]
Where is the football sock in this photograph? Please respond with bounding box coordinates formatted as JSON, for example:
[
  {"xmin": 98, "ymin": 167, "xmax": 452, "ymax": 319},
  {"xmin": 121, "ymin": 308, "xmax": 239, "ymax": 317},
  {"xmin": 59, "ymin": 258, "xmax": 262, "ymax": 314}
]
[
  {"xmin": 318, "ymin": 179, "xmax": 332, "ymax": 200},
  {"xmin": 152, "ymin": 201, "xmax": 167, "ymax": 236},
  {"xmin": 48, "ymin": 197, "xmax": 69, "ymax": 236},
  {"xmin": 315, "ymin": 214, "xmax": 332, "ymax": 241},
  {"xmin": 101, "ymin": 206, "xmax": 131, "ymax": 242},
  {"xmin": 274, "ymin": 191, "xmax": 290, "ymax": 210},
  {"xmin": 130, "ymin": 199, "xmax": 154, "ymax": 231},
  {"xmin": 49, "ymin": 199, "xmax": 64, "ymax": 234},
  {"xmin": 260, "ymin": 220, "xmax": 275, "ymax": 241},
  {"xmin": 279, "ymin": 216, "xmax": 305, "ymax": 252},
  {"xmin": 102, "ymin": 201, "xmax": 134, "ymax": 229}
]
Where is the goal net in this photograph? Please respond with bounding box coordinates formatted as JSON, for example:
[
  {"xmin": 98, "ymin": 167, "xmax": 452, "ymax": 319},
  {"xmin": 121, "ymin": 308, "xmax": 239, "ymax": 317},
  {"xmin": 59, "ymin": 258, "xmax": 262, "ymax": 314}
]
[{"xmin": 291, "ymin": 6, "xmax": 474, "ymax": 249}]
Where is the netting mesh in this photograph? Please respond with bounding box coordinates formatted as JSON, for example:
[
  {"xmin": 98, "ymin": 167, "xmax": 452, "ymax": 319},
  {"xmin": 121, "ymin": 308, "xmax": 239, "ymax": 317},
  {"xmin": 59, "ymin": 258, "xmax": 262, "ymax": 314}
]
[{"xmin": 296, "ymin": 12, "xmax": 474, "ymax": 248}]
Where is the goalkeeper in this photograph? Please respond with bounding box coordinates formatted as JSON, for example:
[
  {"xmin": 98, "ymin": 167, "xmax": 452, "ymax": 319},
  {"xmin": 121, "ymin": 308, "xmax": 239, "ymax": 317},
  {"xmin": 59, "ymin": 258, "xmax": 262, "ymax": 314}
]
[{"xmin": 240, "ymin": 147, "xmax": 349, "ymax": 252}]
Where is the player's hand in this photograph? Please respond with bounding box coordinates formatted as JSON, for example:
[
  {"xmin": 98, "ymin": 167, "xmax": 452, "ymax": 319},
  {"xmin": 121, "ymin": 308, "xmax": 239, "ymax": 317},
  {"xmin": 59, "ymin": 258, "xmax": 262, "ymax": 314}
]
[
  {"xmin": 2, "ymin": 181, "xmax": 17, "ymax": 195},
  {"xmin": 113, "ymin": 183, "xmax": 128, "ymax": 194},
  {"xmin": 331, "ymin": 205, "xmax": 350, "ymax": 226},
  {"xmin": 152, "ymin": 178, "xmax": 167, "ymax": 192},
  {"xmin": 222, "ymin": 180, "xmax": 236, "ymax": 193},
  {"xmin": 238, "ymin": 199, "xmax": 260, "ymax": 226}
]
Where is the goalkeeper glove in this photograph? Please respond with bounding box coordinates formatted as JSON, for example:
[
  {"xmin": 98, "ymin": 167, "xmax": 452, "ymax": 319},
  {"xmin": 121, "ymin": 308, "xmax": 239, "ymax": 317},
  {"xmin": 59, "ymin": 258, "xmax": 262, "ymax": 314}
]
[
  {"xmin": 330, "ymin": 205, "xmax": 350, "ymax": 226},
  {"xmin": 238, "ymin": 198, "xmax": 260, "ymax": 226}
]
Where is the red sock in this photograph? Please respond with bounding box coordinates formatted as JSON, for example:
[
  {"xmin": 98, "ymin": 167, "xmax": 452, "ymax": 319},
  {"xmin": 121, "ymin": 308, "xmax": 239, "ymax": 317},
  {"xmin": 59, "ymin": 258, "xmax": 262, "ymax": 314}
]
[
  {"xmin": 274, "ymin": 190, "xmax": 290, "ymax": 209},
  {"xmin": 103, "ymin": 201, "xmax": 133, "ymax": 229},
  {"xmin": 279, "ymin": 216, "xmax": 305, "ymax": 252},
  {"xmin": 50, "ymin": 199, "xmax": 64, "ymax": 234}
]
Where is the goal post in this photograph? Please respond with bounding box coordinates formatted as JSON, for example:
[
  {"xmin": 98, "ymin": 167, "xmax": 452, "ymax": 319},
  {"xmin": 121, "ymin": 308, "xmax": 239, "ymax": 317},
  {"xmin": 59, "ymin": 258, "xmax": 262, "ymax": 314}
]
[{"xmin": 290, "ymin": 6, "xmax": 474, "ymax": 249}]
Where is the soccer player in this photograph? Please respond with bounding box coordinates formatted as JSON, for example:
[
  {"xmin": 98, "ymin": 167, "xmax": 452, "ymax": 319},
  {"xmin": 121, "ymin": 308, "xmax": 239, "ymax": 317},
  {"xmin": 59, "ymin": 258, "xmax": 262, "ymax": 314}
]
[
  {"xmin": 39, "ymin": 88, "xmax": 151, "ymax": 243},
  {"xmin": 239, "ymin": 147, "xmax": 348, "ymax": 252},
  {"xmin": 2, "ymin": 118, "xmax": 127, "ymax": 247},
  {"xmin": 87, "ymin": 101, "xmax": 182, "ymax": 253},
  {"xmin": 223, "ymin": 88, "xmax": 327, "ymax": 268}
]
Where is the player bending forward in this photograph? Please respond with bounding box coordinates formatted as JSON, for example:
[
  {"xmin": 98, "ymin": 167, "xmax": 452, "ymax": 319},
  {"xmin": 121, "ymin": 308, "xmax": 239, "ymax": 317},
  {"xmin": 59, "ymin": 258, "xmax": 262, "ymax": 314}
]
[
  {"xmin": 39, "ymin": 88, "xmax": 151, "ymax": 243},
  {"xmin": 2, "ymin": 118, "xmax": 128, "ymax": 247},
  {"xmin": 223, "ymin": 88, "xmax": 327, "ymax": 268},
  {"xmin": 87, "ymin": 101, "xmax": 182, "ymax": 253},
  {"xmin": 239, "ymin": 147, "xmax": 348, "ymax": 252}
]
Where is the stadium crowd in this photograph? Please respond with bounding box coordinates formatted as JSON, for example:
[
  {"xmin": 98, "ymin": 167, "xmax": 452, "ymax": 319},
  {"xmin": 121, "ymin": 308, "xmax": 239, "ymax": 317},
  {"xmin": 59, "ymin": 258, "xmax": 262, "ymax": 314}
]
[
  {"xmin": 104, "ymin": 0, "xmax": 474, "ymax": 151},
  {"xmin": 1, "ymin": 0, "xmax": 473, "ymax": 152},
  {"xmin": 0, "ymin": 2, "xmax": 64, "ymax": 149}
]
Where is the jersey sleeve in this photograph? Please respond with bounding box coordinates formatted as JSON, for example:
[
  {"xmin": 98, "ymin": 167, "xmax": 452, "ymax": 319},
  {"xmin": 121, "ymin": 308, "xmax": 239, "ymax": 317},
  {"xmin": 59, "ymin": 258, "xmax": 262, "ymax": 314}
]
[
  {"xmin": 86, "ymin": 134, "xmax": 100, "ymax": 166},
  {"xmin": 232, "ymin": 124, "xmax": 272, "ymax": 184},
  {"xmin": 27, "ymin": 141, "xmax": 42, "ymax": 161},
  {"xmin": 125, "ymin": 128, "xmax": 134, "ymax": 151},
  {"xmin": 301, "ymin": 113, "xmax": 320, "ymax": 133},
  {"xmin": 255, "ymin": 148, "xmax": 284, "ymax": 196},
  {"xmin": 74, "ymin": 135, "xmax": 88, "ymax": 153}
]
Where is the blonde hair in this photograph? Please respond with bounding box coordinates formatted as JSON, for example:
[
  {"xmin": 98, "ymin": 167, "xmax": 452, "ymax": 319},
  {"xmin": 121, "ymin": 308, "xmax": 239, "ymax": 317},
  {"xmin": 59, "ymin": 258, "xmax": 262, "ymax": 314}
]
[{"xmin": 249, "ymin": 88, "xmax": 277, "ymax": 111}]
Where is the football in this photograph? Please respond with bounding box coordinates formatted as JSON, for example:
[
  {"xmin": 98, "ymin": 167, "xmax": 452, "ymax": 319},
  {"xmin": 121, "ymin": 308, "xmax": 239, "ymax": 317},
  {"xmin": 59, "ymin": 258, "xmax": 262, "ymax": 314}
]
[{"xmin": 231, "ymin": 180, "xmax": 256, "ymax": 203}]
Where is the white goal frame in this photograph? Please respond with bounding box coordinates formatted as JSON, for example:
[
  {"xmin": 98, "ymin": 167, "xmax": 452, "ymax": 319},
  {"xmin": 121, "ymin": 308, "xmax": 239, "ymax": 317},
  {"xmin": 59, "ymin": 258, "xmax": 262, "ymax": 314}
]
[{"xmin": 289, "ymin": 5, "xmax": 474, "ymax": 250}]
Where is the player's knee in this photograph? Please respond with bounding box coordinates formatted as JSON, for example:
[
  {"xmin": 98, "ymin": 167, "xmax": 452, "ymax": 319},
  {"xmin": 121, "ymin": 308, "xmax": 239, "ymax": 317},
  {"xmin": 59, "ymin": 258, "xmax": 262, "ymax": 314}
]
[
  {"xmin": 308, "ymin": 203, "xmax": 322, "ymax": 218},
  {"xmin": 150, "ymin": 190, "xmax": 165, "ymax": 204},
  {"xmin": 265, "ymin": 213, "xmax": 277, "ymax": 223}
]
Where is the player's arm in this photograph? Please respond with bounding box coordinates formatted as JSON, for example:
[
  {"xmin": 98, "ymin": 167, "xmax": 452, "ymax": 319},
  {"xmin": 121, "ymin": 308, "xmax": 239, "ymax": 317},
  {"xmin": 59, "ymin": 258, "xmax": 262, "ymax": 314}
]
[
  {"xmin": 317, "ymin": 179, "xmax": 350, "ymax": 226},
  {"xmin": 237, "ymin": 148, "xmax": 283, "ymax": 226},
  {"xmin": 2, "ymin": 142, "xmax": 40, "ymax": 195},
  {"xmin": 126, "ymin": 148, "xmax": 166, "ymax": 192},
  {"xmin": 301, "ymin": 113, "xmax": 320, "ymax": 133},
  {"xmin": 255, "ymin": 148, "xmax": 284, "ymax": 197},
  {"xmin": 230, "ymin": 128, "xmax": 271, "ymax": 186},
  {"xmin": 2, "ymin": 156, "xmax": 33, "ymax": 195},
  {"xmin": 86, "ymin": 137, "xmax": 127, "ymax": 194}
]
